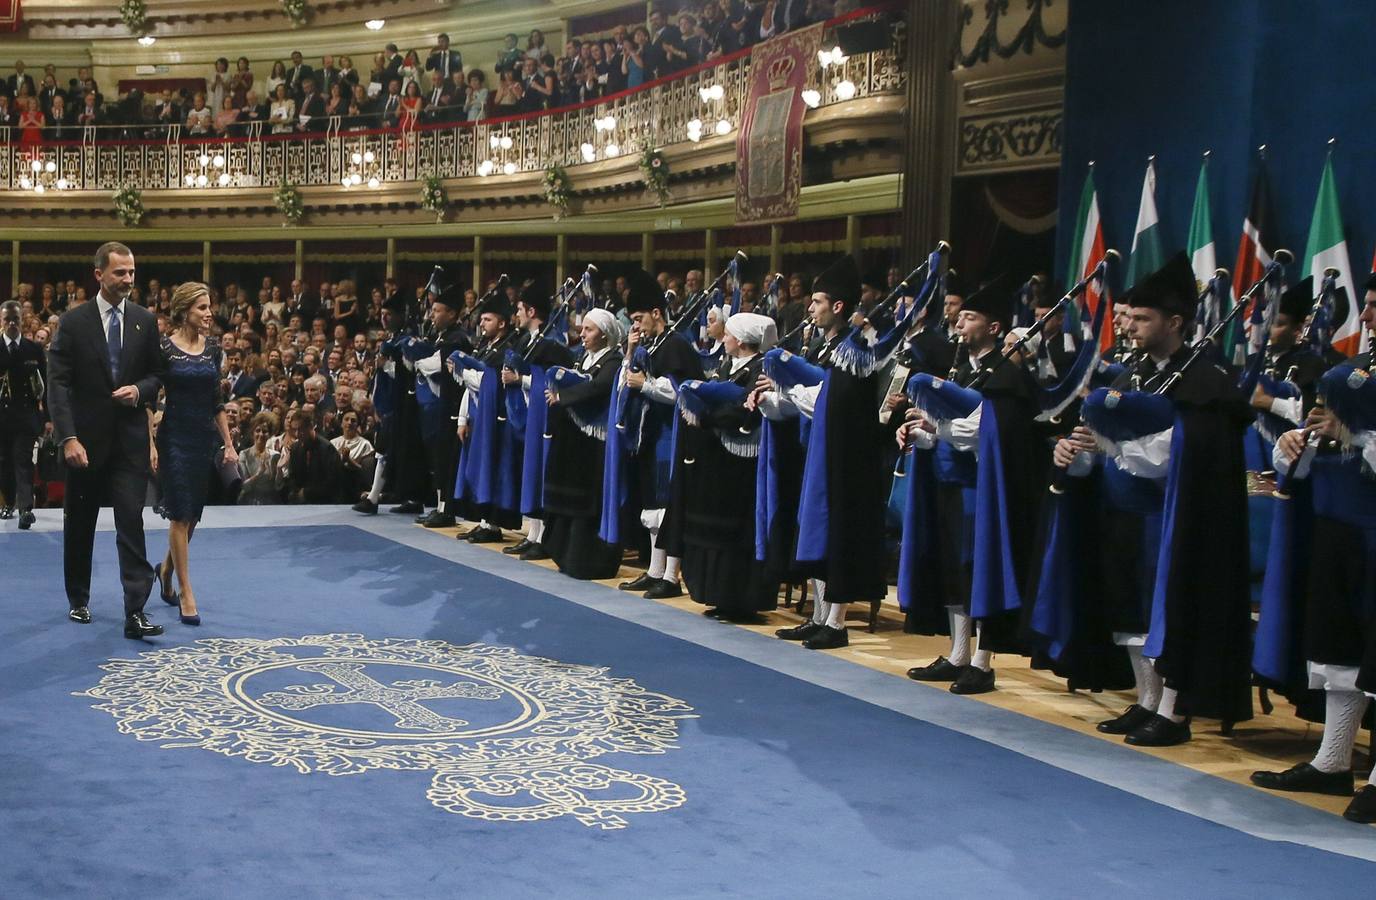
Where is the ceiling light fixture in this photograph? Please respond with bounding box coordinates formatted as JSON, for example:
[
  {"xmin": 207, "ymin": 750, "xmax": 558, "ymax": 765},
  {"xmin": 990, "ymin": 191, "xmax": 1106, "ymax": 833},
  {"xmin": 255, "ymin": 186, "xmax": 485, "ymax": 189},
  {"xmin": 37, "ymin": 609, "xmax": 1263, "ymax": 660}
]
[{"xmin": 365, "ymin": 19, "xmax": 386, "ymax": 31}]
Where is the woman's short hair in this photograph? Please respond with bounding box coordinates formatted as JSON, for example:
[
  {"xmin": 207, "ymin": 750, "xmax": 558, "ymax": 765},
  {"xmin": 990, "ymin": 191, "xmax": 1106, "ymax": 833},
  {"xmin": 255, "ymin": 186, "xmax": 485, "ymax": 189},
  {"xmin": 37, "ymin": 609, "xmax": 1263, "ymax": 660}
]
[{"xmin": 250, "ymin": 410, "xmax": 279, "ymax": 433}]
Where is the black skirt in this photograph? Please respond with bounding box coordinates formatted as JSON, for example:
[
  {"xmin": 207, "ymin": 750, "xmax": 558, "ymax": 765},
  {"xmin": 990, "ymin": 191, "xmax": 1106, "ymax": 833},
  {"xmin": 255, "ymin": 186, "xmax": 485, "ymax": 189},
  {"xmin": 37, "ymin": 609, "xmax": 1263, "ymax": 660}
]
[{"xmin": 542, "ymin": 414, "xmax": 621, "ymax": 581}]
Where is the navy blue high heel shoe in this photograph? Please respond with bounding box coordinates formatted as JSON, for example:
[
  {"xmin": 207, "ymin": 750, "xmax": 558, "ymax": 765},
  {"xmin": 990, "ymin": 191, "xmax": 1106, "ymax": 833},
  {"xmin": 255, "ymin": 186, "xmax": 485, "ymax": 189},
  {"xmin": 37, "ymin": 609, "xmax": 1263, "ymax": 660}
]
[
  {"xmin": 179, "ymin": 612, "xmax": 201, "ymax": 626},
  {"xmin": 154, "ymin": 563, "xmax": 179, "ymax": 606}
]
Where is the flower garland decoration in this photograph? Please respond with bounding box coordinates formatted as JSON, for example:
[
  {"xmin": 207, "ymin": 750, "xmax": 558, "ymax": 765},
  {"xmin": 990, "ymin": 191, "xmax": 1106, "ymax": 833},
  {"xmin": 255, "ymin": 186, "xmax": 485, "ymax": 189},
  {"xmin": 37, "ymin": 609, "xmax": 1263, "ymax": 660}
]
[
  {"xmin": 543, "ymin": 164, "xmax": 572, "ymax": 219},
  {"xmin": 420, "ymin": 173, "xmax": 448, "ymax": 223},
  {"xmin": 113, "ymin": 185, "xmax": 144, "ymax": 227},
  {"xmin": 280, "ymin": 0, "xmax": 309, "ymax": 26},
  {"xmin": 119, "ymin": 0, "xmax": 147, "ymax": 33},
  {"xmin": 639, "ymin": 147, "xmax": 671, "ymax": 207},
  {"xmin": 274, "ymin": 179, "xmax": 305, "ymax": 225}
]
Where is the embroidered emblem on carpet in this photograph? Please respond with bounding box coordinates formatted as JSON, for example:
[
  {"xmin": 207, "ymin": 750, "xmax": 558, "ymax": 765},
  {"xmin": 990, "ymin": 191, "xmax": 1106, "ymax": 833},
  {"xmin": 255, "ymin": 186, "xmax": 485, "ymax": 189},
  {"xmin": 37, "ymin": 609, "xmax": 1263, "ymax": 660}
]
[{"xmin": 76, "ymin": 634, "xmax": 695, "ymax": 828}]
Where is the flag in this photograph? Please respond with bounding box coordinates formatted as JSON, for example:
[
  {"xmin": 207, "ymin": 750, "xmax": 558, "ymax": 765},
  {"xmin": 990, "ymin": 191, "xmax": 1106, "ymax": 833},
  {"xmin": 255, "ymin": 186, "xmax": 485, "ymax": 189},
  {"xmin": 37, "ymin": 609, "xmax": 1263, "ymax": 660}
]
[
  {"xmin": 1125, "ymin": 159, "xmax": 1165, "ymax": 288},
  {"xmin": 1232, "ymin": 163, "xmax": 1276, "ymax": 354},
  {"xmin": 1184, "ymin": 159, "xmax": 1221, "ymax": 342},
  {"xmin": 1302, "ymin": 157, "xmax": 1363, "ymax": 357},
  {"xmin": 1065, "ymin": 167, "xmax": 1110, "ymax": 351}
]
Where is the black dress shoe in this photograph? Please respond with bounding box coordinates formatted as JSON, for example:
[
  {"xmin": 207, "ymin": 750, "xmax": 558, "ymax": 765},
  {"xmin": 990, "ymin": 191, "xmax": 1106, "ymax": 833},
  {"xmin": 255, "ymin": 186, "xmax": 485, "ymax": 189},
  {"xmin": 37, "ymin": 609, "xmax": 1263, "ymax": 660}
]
[
  {"xmin": 907, "ymin": 656, "xmax": 966, "ymax": 682},
  {"xmin": 776, "ymin": 621, "xmax": 822, "ymax": 641},
  {"xmin": 68, "ymin": 606, "xmax": 91, "ymax": 624},
  {"xmin": 123, "ymin": 611, "xmax": 164, "ymax": 639},
  {"xmin": 0, "ymin": 506, "xmax": 12, "ymax": 520},
  {"xmin": 503, "ymin": 538, "xmax": 534, "ymax": 555},
  {"xmin": 643, "ymin": 579, "xmax": 682, "ymax": 599},
  {"xmin": 17, "ymin": 510, "xmax": 35, "ymax": 530},
  {"xmin": 619, "ymin": 573, "xmax": 655, "ymax": 592},
  {"xmin": 465, "ymin": 526, "xmax": 503, "ymax": 544},
  {"xmin": 950, "ymin": 666, "xmax": 996, "ymax": 695},
  {"xmin": 702, "ymin": 607, "xmax": 724, "ymax": 618},
  {"xmin": 1250, "ymin": 762, "xmax": 1354, "ymax": 797},
  {"xmin": 519, "ymin": 543, "xmax": 549, "ymax": 561},
  {"xmin": 389, "ymin": 500, "xmax": 424, "ymax": 515},
  {"xmin": 802, "ymin": 625, "xmax": 849, "ymax": 650},
  {"xmin": 1124, "ymin": 714, "xmax": 1191, "ymax": 747},
  {"xmin": 417, "ymin": 510, "xmax": 456, "ymax": 528},
  {"xmin": 1096, "ymin": 704, "xmax": 1156, "ymax": 735},
  {"xmin": 352, "ymin": 498, "xmax": 378, "ymax": 515},
  {"xmin": 1344, "ymin": 785, "xmax": 1376, "ymax": 823}
]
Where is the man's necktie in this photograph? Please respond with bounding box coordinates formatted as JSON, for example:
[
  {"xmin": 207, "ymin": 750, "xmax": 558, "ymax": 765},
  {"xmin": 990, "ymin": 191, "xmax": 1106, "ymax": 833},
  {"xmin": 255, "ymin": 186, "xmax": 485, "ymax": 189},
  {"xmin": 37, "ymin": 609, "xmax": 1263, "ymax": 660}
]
[{"xmin": 107, "ymin": 306, "xmax": 122, "ymax": 382}]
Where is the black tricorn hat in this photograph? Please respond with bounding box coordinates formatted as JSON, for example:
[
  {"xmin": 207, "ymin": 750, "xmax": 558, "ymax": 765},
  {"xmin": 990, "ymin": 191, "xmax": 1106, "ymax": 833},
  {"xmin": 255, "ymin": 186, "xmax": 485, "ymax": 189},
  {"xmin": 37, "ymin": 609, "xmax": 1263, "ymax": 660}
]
[
  {"xmin": 959, "ymin": 274, "xmax": 1012, "ymax": 328},
  {"xmin": 943, "ymin": 267, "xmax": 965, "ymax": 298},
  {"xmin": 431, "ymin": 284, "xmax": 466, "ymax": 311},
  {"xmin": 812, "ymin": 254, "xmax": 861, "ymax": 306},
  {"xmin": 1278, "ymin": 276, "xmax": 1313, "ymax": 323},
  {"xmin": 519, "ymin": 280, "xmax": 552, "ymax": 320},
  {"xmin": 381, "ymin": 290, "xmax": 407, "ymax": 314},
  {"xmin": 1124, "ymin": 251, "xmax": 1196, "ymax": 319},
  {"xmin": 476, "ymin": 290, "xmax": 513, "ymax": 320},
  {"xmin": 624, "ymin": 268, "xmax": 666, "ymax": 314}
]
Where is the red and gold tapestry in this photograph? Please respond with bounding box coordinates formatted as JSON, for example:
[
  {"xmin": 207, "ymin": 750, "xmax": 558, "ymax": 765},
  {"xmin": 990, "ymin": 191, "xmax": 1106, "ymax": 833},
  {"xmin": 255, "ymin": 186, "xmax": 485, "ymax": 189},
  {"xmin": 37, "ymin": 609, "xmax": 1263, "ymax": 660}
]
[
  {"xmin": 735, "ymin": 23, "xmax": 823, "ymax": 224},
  {"xmin": 0, "ymin": 1, "xmax": 20, "ymax": 33}
]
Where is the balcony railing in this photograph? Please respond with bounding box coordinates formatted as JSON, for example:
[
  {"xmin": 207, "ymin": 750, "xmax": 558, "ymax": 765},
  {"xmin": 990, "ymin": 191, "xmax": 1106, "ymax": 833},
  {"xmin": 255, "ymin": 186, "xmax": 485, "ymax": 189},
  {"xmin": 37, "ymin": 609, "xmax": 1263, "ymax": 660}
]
[{"xmin": 1, "ymin": 9, "xmax": 903, "ymax": 196}]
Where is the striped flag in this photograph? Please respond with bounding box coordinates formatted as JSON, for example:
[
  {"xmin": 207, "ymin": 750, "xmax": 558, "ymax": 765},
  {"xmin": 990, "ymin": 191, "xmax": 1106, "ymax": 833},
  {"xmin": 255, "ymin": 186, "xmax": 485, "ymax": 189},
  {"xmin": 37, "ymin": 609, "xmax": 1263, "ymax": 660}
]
[
  {"xmin": 1185, "ymin": 159, "xmax": 1220, "ymax": 342},
  {"xmin": 1065, "ymin": 167, "xmax": 1110, "ymax": 351},
  {"xmin": 1302, "ymin": 157, "xmax": 1363, "ymax": 357},
  {"xmin": 1232, "ymin": 163, "xmax": 1276, "ymax": 353},
  {"xmin": 1125, "ymin": 159, "xmax": 1165, "ymax": 288}
]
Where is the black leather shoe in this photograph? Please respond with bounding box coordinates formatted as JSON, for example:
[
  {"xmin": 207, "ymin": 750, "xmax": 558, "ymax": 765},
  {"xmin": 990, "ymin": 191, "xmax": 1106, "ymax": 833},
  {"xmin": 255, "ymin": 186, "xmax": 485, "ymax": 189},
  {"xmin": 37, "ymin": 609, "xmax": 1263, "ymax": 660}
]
[
  {"xmin": 68, "ymin": 606, "xmax": 91, "ymax": 624},
  {"xmin": 123, "ymin": 611, "xmax": 164, "ymax": 639},
  {"xmin": 950, "ymin": 666, "xmax": 996, "ymax": 695},
  {"xmin": 619, "ymin": 573, "xmax": 655, "ymax": 592},
  {"xmin": 907, "ymin": 656, "xmax": 966, "ymax": 682},
  {"xmin": 417, "ymin": 510, "xmax": 456, "ymax": 528},
  {"xmin": 352, "ymin": 498, "xmax": 379, "ymax": 515},
  {"xmin": 503, "ymin": 538, "xmax": 534, "ymax": 555},
  {"xmin": 389, "ymin": 500, "xmax": 424, "ymax": 515},
  {"xmin": 465, "ymin": 526, "xmax": 503, "ymax": 544},
  {"xmin": 1250, "ymin": 762, "xmax": 1354, "ymax": 797},
  {"xmin": 643, "ymin": 578, "xmax": 682, "ymax": 599},
  {"xmin": 1097, "ymin": 703, "xmax": 1156, "ymax": 735},
  {"xmin": 1124, "ymin": 714, "xmax": 1191, "ymax": 747},
  {"xmin": 0, "ymin": 506, "xmax": 12, "ymax": 520},
  {"xmin": 802, "ymin": 625, "xmax": 849, "ymax": 650},
  {"xmin": 17, "ymin": 509, "xmax": 35, "ymax": 530},
  {"xmin": 776, "ymin": 621, "xmax": 822, "ymax": 641},
  {"xmin": 519, "ymin": 543, "xmax": 550, "ymax": 561},
  {"xmin": 1344, "ymin": 785, "xmax": 1376, "ymax": 823}
]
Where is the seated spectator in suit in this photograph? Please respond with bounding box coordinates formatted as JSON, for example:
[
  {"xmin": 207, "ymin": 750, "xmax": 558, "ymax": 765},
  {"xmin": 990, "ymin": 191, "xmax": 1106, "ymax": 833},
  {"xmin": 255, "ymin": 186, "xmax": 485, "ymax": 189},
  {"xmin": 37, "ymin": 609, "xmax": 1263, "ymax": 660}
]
[
  {"xmin": 421, "ymin": 70, "xmax": 453, "ymax": 123},
  {"xmin": 235, "ymin": 89, "xmax": 270, "ymax": 135},
  {"xmin": 512, "ymin": 78, "xmax": 541, "ymax": 114},
  {"xmin": 577, "ymin": 67, "xmax": 603, "ymax": 104},
  {"xmin": 280, "ymin": 409, "xmax": 341, "ymax": 503},
  {"xmin": 377, "ymin": 78, "xmax": 403, "ymax": 126},
  {"xmin": 0, "ymin": 94, "xmax": 14, "ymax": 128},
  {"xmin": 152, "ymin": 90, "xmax": 180, "ymax": 128},
  {"xmin": 44, "ymin": 94, "xmax": 78, "ymax": 139},
  {"xmin": 74, "ymin": 90, "xmax": 103, "ymax": 127},
  {"xmin": 297, "ymin": 77, "xmax": 326, "ymax": 131},
  {"xmin": 224, "ymin": 347, "xmax": 263, "ymax": 399}
]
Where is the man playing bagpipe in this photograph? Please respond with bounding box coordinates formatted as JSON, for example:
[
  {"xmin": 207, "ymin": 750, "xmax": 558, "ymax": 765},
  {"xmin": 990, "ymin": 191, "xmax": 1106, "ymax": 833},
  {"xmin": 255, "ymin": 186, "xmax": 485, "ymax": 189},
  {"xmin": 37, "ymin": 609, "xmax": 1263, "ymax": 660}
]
[
  {"xmin": 901, "ymin": 278, "xmax": 1042, "ymax": 694},
  {"xmin": 1034, "ymin": 252, "xmax": 1254, "ymax": 746},
  {"xmin": 612, "ymin": 269, "xmax": 704, "ymax": 600},
  {"xmin": 1250, "ymin": 280, "xmax": 1376, "ymax": 824},
  {"xmin": 1031, "ymin": 285, "xmax": 1080, "ymax": 387},
  {"xmin": 451, "ymin": 288, "xmax": 520, "ymax": 543},
  {"xmin": 755, "ymin": 254, "xmax": 888, "ymax": 650},
  {"xmin": 542, "ymin": 309, "xmax": 626, "ymax": 580},
  {"xmin": 413, "ymin": 286, "xmax": 474, "ymax": 529},
  {"xmin": 355, "ymin": 291, "xmax": 430, "ymax": 515},
  {"xmin": 499, "ymin": 281, "xmax": 576, "ymax": 560},
  {"xmin": 662, "ymin": 312, "xmax": 779, "ymax": 622}
]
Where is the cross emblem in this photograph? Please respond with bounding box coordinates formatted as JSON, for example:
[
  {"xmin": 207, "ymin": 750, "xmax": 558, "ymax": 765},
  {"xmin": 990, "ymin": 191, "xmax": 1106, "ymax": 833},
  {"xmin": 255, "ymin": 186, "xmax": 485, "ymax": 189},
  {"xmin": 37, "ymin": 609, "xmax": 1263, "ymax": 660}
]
[{"xmin": 257, "ymin": 662, "xmax": 503, "ymax": 732}]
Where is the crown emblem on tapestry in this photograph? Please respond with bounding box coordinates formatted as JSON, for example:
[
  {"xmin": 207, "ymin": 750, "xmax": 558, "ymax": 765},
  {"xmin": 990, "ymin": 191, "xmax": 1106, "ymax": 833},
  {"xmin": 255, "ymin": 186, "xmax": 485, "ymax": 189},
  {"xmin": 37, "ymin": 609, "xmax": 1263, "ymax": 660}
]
[{"xmin": 766, "ymin": 56, "xmax": 796, "ymax": 91}]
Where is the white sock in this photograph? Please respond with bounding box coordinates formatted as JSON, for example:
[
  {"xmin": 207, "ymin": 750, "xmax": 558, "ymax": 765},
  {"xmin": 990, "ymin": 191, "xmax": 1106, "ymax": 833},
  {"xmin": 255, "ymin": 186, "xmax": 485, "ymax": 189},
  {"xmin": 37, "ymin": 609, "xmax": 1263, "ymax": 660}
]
[
  {"xmin": 528, "ymin": 519, "xmax": 545, "ymax": 544},
  {"xmin": 1156, "ymin": 687, "xmax": 1185, "ymax": 723},
  {"xmin": 824, "ymin": 602, "xmax": 847, "ymax": 630},
  {"xmin": 366, "ymin": 456, "xmax": 386, "ymax": 503},
  {"xmin": 947, "ymin": 608, "xmax": 972, "ymax": 667},
  {"xmin": 662, "ymin": 556, "xmax": 680, "ymax": 584},
  {"xmin": 971, "ymin": 625, "xmax": 992, "ymax": 671},
  {"xmin": 1310, "ymin": 690, "xmax": 1369, "ymax": 775},
  {"xmin": 1127, "ymin": 646, "xmax": 1163, "ymax": 711},
  {"xmin": 436, "ymin": 498, "xmax": 447, "ymax": 514},
  {"xmin": 810, "ymin": 579, "xmax": 829, "ymax": 625},
  {"xmin": 647, "ymin": 545, "xmax": 667, "ymax": 580}
]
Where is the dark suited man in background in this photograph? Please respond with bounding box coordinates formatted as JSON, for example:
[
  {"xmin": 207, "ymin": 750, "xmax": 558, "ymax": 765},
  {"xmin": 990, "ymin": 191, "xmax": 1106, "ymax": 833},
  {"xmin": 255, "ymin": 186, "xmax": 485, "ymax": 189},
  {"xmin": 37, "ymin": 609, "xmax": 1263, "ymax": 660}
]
[
  {"xmin": 6, "ymin": 60, "xmax": 36, "ymax": 98},
  {"xmin": 296, "ymin": 76, "xmax": 326, "ymax": 131},
  {"xmin": 426, "ymin": 33, "xmax": 463, "ymax": 82},
  {"xmin": 286, "ymin": 50, "xmax": 313, "ymax": 100},
  {"xmin": 0, "ymin": 300, "xmax": 46, "ymax": 529},
  {"xmin": 47, "ymin": 242, "xmax": 166, "ymax": 638}
]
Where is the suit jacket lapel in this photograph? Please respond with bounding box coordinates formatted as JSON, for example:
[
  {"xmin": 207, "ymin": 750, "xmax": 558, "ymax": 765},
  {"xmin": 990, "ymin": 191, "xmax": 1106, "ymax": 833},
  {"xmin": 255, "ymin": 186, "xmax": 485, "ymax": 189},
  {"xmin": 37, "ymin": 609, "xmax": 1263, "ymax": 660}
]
[{"xmin": 82, "ymin": 301, "xmax": 116, "ymax": 389}]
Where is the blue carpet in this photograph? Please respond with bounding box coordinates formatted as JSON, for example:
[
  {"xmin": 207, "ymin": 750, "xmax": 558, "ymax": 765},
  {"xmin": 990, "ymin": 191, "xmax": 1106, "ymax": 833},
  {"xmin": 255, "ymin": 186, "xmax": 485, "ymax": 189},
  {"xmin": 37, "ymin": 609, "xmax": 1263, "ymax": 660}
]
[{"xmin": 2, "ymin": 523, "xmax": 1374, "ymax": 899}]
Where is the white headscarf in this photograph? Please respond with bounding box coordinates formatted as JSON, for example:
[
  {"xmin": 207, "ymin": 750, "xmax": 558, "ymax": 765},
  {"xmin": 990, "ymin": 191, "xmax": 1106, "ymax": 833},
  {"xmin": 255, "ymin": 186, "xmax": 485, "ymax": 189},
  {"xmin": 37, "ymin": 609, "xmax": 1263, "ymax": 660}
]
[
  {"xmin": 725, "ymin": 312, "xmax": 778, "ymax": 352},
  {"xmin": 584, "ymin": 307, "xmax": 624, "ymax": 347}
]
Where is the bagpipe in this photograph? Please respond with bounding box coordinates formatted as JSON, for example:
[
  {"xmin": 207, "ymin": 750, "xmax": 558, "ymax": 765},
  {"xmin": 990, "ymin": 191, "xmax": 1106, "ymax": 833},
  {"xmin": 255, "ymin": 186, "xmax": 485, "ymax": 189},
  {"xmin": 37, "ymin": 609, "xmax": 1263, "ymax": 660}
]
[
  {"xmin": 831, "ymin": 241, "xmax": 950, "ymax": 378},
  {"xmin": 757, "ymin": 272, "xmax": 785, "ymax": 320},
  {"xmin": 446, "ymin": 274, "xmax": 515, "ymax": 377},
  {"xmin": 1271, "ymin": 267, "xmax": 1345, "ymax": 500}
]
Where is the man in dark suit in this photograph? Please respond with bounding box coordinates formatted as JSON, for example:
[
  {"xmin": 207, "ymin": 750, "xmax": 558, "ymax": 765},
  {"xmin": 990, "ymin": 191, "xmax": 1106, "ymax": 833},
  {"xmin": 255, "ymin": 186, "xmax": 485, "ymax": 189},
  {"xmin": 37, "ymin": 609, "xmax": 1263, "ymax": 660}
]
[
  {"xmin": 378, "ymin": 78, "xmax": 403, "ymax": 127},
  {"xmin": 297, "ymin": 77, "xmax": 326, "ymax": 131},
  {"xmin": 383, "ymin": 43, "xmax": 404, "ymax": 81},
  {"xmin": 285, "ymin": 50, "xmax": 313, "ymax": 100},
  {"xmin": 316, "ymin": 55, "xmax": 340, "ymax": 95},
  {"xmin": 0, "ymin": 301, "xmax": 46, "ymax": 529},
  {"xmin": 223, "ymin": 346, "xmax": 262, "ymax": 399},
  {"xmin": 425, "ymin": 33, "xmax": 463, "ymax": 82},
  {"xmin": 286, "ymin": 279, "xmax": 319, "ymax": 324},
  {"xmin": 46, "ymin": 242, "xmax": 166, "ymax": 638},
  {"xmin": 421, "ymin": 70, "xmax": 453, "ymax": 123},
  {"xmin": 6, "ymin": 60, "xmax": 35, "ymax": 99}
]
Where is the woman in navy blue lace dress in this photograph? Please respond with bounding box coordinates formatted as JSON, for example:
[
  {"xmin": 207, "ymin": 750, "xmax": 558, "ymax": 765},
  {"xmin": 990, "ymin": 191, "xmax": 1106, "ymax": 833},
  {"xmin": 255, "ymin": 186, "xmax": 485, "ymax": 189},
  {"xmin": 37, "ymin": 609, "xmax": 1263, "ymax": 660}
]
[{"xmin": 148, "ymin": 282, "xmax": 237, "ymax": 625}]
